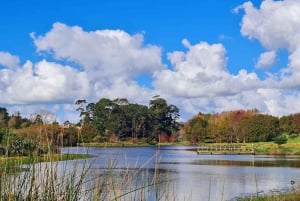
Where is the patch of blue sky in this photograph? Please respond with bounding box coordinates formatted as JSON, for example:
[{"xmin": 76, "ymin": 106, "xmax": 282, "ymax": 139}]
[{"xmin": 134, "ymin": 73, "xmax": 154, "ymax": 90}]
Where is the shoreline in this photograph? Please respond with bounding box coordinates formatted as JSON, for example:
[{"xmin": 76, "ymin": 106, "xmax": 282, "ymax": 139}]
[{"xmin": 76, "ymin": 141, "xmax": 300, "ymax": 155}]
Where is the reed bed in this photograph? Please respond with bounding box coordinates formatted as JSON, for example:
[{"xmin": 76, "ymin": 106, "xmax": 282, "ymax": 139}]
[{"xmin": 0, "ymin": 149, "xmax": 176, "ymax": 201}]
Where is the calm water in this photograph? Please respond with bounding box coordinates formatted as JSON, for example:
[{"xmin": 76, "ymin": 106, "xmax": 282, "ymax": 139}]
[{"xmin": 61, "ymin": 146, "xmax": 300, "ymax": 201}]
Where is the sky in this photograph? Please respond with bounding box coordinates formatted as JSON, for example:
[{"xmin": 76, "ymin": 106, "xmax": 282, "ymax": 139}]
[{"xmin": 1, "ymin": 0, "xmax": 300, "ymax": 123}]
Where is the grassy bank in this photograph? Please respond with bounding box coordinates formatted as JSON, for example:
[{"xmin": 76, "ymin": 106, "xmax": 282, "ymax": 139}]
[
  {"xmin": 0, "ymin": 154, "xmax": 93, "ymax": 172},
  {"xmin": 237, "ymin": 191, "xmax": 300, "ymax": 201},
  {"xmin": 0, "ymin": 153, "xmax": 93, "ymax": 166},
  {"xmin": 78, "ymin": 137, "xmax": 300, "ymax": 155},
  {"xmin": 78, "ymin": 141, "xmax": 192, "ymax": 147},
  {"xmin": 253, "ymin": 137, "xmax": 300, "ymax": 155}
]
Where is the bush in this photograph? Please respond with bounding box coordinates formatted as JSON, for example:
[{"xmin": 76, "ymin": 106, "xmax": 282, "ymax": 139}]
[
  {"xmin": 274, "ymin": 135, "xmax": 288, "ymax": 145},
  {"xmin": 289, "ymin": 133, "xmax": 298, "ymax": 139}
]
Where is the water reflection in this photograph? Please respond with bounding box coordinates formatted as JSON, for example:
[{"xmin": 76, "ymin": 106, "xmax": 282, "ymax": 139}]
[
  {"xmin": 160, "ymin": 158, "xmax": 300, "ymax": 167},
  {"xmin": 62, "ymin": 146, "xmax": 300, "ymax": 201}
]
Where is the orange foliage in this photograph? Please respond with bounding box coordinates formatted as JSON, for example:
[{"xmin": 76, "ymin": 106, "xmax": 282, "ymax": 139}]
[{"xmin": 159, "ymin": 132, "xmax": 170, "ymax": 143}]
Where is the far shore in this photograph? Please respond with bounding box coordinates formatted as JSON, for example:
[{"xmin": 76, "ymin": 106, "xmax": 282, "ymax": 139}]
[{"xmin": 77, "ymin": 139, "xmax": 300, "ymax": 155}]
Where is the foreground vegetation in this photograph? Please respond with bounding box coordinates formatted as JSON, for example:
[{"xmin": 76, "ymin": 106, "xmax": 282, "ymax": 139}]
[{"xmin": 0, "ymin": 149, "xmax": 174, "ymax": 201}]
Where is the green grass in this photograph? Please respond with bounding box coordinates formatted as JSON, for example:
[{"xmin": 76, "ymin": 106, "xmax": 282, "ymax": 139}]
[
  {"xmin": 81, "ymin": 137, "xmax": 300, "ymax": 155},
  {"xmin": 288, "ymin": 137, "xmax": 300, "ymax": 143},
  {"xmin": 220, "ymin": 137, "xmax": 300, "ymax": 155},
  {"xmin": 0, "ymin": 153, "xmax": 93, "ymax": 166},
  {"xmin": 237, "ymin": 191, "xmax": 300, "ymax": 201}
]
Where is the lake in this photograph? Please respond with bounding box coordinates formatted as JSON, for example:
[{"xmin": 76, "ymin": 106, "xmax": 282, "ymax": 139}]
[{"xmin": 61, "ymin": 146, "xmax": 300, "ymax": 201}]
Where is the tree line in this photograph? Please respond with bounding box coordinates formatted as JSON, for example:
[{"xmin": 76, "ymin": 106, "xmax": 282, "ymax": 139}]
[
  {"xmin": 1, "ymin": 98, "xmax": 300, "ymax": 157},
  {"xmin": 0, "ymin": 96, "xmax": 181, "ymax": 156},
  {"xmin": 184, "ymin": 109, "xmax": 300, "ymax": 143}
]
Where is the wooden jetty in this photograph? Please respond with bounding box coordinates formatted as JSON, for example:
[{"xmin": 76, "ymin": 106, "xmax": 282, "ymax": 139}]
[{"xmin": 197, "ymin": 144, "xmax": 255, "ymax": 155}]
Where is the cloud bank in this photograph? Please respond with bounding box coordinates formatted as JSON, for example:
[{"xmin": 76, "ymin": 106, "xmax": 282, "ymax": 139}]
[{"xmin": 1, "ymin": 0, "xmax": 300, "ymax": 122}]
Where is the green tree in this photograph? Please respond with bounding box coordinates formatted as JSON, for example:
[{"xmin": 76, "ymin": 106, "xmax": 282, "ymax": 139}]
[
  {"xmin": 238, "ymin": 117, "xmax": 252, "ymax": 142},
  {"xmin": 241, "ymin": 114, "xmax": 280, "ymax": 142},
  {"xmin": 279, "ymin": 115, "xmax": 293, "ymax": 134},
  {"xmin": 186, "ymin": 113, "xmax": 210, "ymax": 143},
  {"xmin": 84, "ymin": 97, "xmax": 180, "ymax": 143},
  {"xmin": 75, "ymin": 99, "xmax": 87, "ymax": 126},
  {"xmin": 122, "ymin": 103, "xmax": 150, "ymax": 139},
  {"xmin": 149, "ymin": 97, "xmax": 180, "ymax": 142},
  {"xmin": 0, "ymin": 107, "xmax": 9, "ymax": 127},
  {"xmin": 63, "ymin": 125, "xmax": 78, "ymax": 146},
  {"xmin": 83, "ymin": 103, "xmax": 95, "ymax": 124},
  {"xmin": 93, "ymin": 98, "xmax": 119, "ymax": 141},
  {"xmin": 80, "ymin": 123, "xmax": 98, "ymax": 142},
  {"xmin": 290, "ymin": 113, "xmax": 300, "ymax": 134}
]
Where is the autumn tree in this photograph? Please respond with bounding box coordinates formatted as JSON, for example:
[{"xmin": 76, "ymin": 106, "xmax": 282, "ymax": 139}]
[
  {"xmin": 80, "ymin": 123, "xmax": 98, "ymax": 142},
  {"xmin": 226, "ymin": 110, "xmax": 257, "ymax": 142}
]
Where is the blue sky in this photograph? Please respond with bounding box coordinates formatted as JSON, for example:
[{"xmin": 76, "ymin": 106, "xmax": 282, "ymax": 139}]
[{"xmin": 1, "ymin": 0, "xmax": 300, "ymax": 123}]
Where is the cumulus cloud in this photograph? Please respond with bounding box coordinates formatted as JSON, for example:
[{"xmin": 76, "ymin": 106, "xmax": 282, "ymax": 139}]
[
  {"xmin": 0, "ymin": 59, "xmax": 89, "ymax": 104},
  {"xmin": 255, "ymin": 51, "xmax": 276, "ymax": 69},
  {"xmin": 238, "ymin": 0, "xmax": 300, "ymax": 80},
  {"xmin": 31, "ymin": 22, "xmax": 165, "ymax": 81},
  {"xmin": 239, "ymin": 1, "xmax": 300, "ymax": 49},
  {"xmin": 154, "ymin": 39, "xmax": 262, "ymax": 98},
  {"xmin": 0, "ymin": 23, "xmax": 166, "ymax": 106},
  {"xmin": 0, "ymin": 51, "xmax": 20, "ymax": 70}
]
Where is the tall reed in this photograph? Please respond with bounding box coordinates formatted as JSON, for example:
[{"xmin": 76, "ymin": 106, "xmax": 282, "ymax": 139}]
[{"xmin": 0, "ymin": 148, "xmax": 175, "ymax": 201}]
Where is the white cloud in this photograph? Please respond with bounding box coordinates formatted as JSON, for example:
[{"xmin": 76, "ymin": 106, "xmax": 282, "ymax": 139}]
[
  {"xmin": 255, "ymin": 51, "xmax": 276, "ymax": 69},
  {"xmin": 154, "ymin": 40, "xmax": 262, "ymax": 98},
  {"xmin": 0, "ymin": 51, "xmax": 20, "ymax": 70},
  {"xmin": 239, "ymin": 0, "xmax": 300, "ymax": 50},
  {"xmin": 238, "ymin": 0, "xmax": 300, "ymax": 78},
  {"xmin": 257, "ymin": 88, "xmax": 300, "ymax": 116},
  {"xmin": 28, "ymin": 22, "xmax": 165, "ymax": 112},
  {"xmin": 32, "ymin": 22, "xmax": 165, "ymax": 82},
  {"xmin": 0, "ymin": 59, "xmax": 89, "ymax": 104},
  {"xmin": 0, "ymin": 23, "xmax": 165, "ymax": 106}
]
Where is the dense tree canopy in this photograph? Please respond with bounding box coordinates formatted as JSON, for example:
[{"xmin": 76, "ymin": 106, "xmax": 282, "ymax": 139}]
[
  {"xmin": 86, "ymin": 97, "xmax": 181, "ymax": 143},
  {"xmin": 185, "ymin": 109, "xmax": 284, "ymax": 143}
]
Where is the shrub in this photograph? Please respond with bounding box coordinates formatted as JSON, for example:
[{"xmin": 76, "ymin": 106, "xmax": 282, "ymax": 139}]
[
  {"xmin": 289, "ymin": 133, "xmax": 298, "ymax": 139},
  {"xmin": 274, "ymin": 135, "xmax": 288, "ymax": 145}
]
